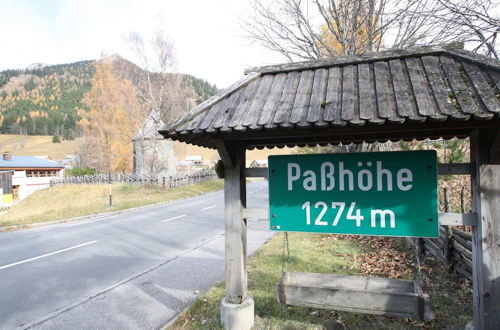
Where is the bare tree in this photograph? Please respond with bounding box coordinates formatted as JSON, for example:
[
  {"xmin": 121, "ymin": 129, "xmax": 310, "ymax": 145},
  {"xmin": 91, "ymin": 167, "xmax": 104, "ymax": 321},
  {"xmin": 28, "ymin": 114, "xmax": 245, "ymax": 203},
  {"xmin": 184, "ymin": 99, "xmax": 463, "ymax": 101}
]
[
  {"xmin": 125, "ymin": 27, "xmax": 196, "ymax": 178},
  {"xmin": 436, "ymin": 0, "xmax": 499, "ymax": 59},
  {"xmin": 243, "ymin": 0, "xmax": 499, "ymax": 61}
]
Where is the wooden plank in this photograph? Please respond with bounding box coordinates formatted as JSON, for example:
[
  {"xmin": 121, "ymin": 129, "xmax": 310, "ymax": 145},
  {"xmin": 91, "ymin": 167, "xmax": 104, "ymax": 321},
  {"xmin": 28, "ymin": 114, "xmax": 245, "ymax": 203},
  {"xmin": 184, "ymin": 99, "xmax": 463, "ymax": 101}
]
[
  {"xmin": 438, "ymin": 212, "xmax": 478, "ymax": 226},
  {"xmin": 245, "ymin": 46, "xmax": 446, "ymax": 75},
  {"xmin": 227, "ymin": 78, "xmax": 262, "ymax": 129},
  {"xmin": 242, "ymin": 208, "xmax": 268, "ymax": 220},
  {"xmin": 258, "ymin": 73, "xmax": 287, "ymax": 127},
  {"xmin": 278, "ymin": 272, "xmax": 432, "ymax": 320},
  {"xmin": 487, "ymin": 69, "xmax": 500, "ymax": 94},
  {"xmin": 405, "ymin": 58, "xmax": 442, "ymax": 119},
  {"xmin": 389, "ymin": 59, "xmax": 421, "ymax": 121},
  {"xmin": 452, "ymin": 249, "xmax": 473, "ymax": 267},
  {"xmin": 374, "ymin": 61, "xmax": 403, "ymax": 123},
  {"xmin": 272, "ymin": 72, "xmax": 300, "ymax": 125},
  {"xmin": 210, "ymin": 88, "xmax": 244, "ymax": 131},
  {"xmin": 453, "ymin": 241, "xmax": 473, "ymax": 260},
  {"xmin": 165, "ymin": 72, "xmax": 260, "ymax": 132},
  {"xmin": 289, "ymin": 70, "xmax": 314, "ymax": 126},
  {"xmin": 462, "ymin": 62, "xmax": 500, "ymax": 115},
  {"xmin": 358, "ymin": 63, "xmax": 383, "ymax": 124},
  {"xmin": 342, "ymin": 65, "xmax": 363, "ymax": 125},
  {"xmin": 198, "ymin": 96, "xmax": 228, "ymax": 131},
  {"xmin": 245, "ymin": 167, "xmax": 268, "ymax": 178},
  {"xmin": 453, "ymin": 233, "xmax": 473, "ymax": 250},
  {"xmin": 421, "ymin": 56, "xmax": 467, "ymax": 119},
  {"xmin": 454, "ymin": 263, "xmax": 473, "ymax": 281},
  {"xmin": 306, "ymin": 68, "xmax": 328, "ymax": 125},
  {"xmin": 452, "ymin": 227, "xmax": 472, "ymax": 240},
  {"xmin": 440, "ymin": 57, "xmax": 491, "ymax": 119},
  {"xmin": 437, "ymin": 163, "xmax": 471, "ymax": 175},
  {"xmin": 221, "ymin": 142, "xmax": 248, "ymax": 304},
  {"xmin": 243, "ymin": 74, "xmax": 275, "ymax": 127},
  {"xmin": 323, "ymin": 67, "xmax": 344, "ymax": 125},
  {"xmin": 423, "ymin": 239, "xmax": 446, "ymax": 262},
  {"xmin": 478, "ymin": 164, "xmax": 500, "ymax": 328}
]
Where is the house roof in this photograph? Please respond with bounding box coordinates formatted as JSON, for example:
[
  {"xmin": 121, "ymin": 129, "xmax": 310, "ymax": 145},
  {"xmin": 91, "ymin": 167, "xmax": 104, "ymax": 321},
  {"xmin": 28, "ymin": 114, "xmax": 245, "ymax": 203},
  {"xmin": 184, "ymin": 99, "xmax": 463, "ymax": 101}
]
[
  {"xmin": 160, "ymin": 46, "xmax": 500, "ymax": 149},
  {"xmin": 0, "ymin": 155, "xmax": 64, "ymax": 169}
]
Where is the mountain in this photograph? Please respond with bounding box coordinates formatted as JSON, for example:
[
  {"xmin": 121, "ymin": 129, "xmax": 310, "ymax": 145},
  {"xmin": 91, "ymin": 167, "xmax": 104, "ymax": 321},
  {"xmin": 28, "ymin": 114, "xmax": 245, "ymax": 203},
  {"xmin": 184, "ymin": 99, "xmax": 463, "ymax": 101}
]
[{"xmin": 0, "ymin": 57, "xmax": 218, "ymax": 139}]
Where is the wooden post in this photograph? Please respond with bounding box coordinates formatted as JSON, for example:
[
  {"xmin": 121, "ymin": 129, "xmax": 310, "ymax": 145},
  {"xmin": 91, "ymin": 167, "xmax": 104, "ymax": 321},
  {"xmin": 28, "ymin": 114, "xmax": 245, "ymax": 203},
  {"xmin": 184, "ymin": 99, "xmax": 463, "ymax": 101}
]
[
  {"xmin": 222, "ymin": 142, "xmax": 247, "ymax": 304},
  {"xmin": 479, "ymin": 164, "xmax": 500, "ymax": 327},
  {"xmin": 470, "ymin": 129, "xmax": 500, "ymax": 329},
  {"xmin": 217, "ymin": 140, "xmax": 254, "ymax": 330},
  {"xmin": 217, "ymin": 141, "xmax": 254, "ymax": 330}
]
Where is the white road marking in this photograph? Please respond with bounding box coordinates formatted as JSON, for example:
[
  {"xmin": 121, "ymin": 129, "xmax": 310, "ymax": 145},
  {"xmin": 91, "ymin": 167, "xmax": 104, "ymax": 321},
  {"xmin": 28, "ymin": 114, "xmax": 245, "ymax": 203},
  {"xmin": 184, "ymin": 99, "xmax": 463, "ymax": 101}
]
[
  {"xmin": 201, "ymin": 205, "xmax": 216, "ymax": 211},
  {"xmin": 68, "ymin": 215, "xmax": 114, "ymax": 227},
  {"xmin": 161, "ymin": 215, "xmax": 186, "ymax": 223},
  {"xmin": 0, "ymin": 240, "xmax": 98, "ymax": 271}
]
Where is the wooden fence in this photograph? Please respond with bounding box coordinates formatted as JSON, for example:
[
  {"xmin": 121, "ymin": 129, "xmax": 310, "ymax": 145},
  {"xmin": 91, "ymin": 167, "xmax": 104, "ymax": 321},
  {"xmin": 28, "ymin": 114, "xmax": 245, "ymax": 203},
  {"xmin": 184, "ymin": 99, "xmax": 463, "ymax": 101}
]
[
  {"xmin": 50, "ymin": 169, "xmax": 218, "ymax": 189},
  {"xmin": 418, "ymin": 185, "xmax": 473, "ymax": 280}
]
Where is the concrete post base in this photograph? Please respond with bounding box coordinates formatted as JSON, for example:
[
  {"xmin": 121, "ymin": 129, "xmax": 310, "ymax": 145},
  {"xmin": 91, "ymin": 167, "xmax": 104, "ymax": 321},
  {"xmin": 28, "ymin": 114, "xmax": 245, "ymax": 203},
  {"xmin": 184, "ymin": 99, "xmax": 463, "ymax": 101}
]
[{"xmin": 220, "ymin": 296, "xmax": 254, "ymax": 330}]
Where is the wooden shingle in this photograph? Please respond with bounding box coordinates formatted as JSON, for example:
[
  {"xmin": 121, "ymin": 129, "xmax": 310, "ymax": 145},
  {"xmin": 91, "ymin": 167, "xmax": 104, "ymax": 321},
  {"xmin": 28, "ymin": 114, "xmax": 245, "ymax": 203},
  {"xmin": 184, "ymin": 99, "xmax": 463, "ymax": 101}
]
[{"xmin": 160, "ymin": 46, "xmax": 500, "ymax": 149}]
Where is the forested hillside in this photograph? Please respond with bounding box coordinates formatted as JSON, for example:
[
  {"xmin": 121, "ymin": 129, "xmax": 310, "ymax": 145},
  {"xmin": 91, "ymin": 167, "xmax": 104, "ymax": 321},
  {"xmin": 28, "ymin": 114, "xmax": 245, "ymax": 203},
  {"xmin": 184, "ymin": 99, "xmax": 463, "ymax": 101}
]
[{"xmin": 0, "ymin": 58, "xmax": 218, "ymax": 139}]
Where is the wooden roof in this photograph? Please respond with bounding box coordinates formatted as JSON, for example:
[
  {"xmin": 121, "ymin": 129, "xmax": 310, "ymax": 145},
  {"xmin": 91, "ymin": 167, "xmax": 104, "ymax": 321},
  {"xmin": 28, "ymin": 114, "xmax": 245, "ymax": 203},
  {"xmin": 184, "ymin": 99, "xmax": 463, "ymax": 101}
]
[{"xmin": 160, "ymin": 46, "xmax": 500, "ymax": 149}]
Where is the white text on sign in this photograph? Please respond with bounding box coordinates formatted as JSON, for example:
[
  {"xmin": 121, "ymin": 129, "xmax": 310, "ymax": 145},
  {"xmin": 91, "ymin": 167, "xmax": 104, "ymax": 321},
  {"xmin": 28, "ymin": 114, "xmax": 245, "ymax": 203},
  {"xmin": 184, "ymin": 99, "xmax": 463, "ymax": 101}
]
[{"xmin": 288, "ymin": 161, "xmax": 413, "ymax": 192}]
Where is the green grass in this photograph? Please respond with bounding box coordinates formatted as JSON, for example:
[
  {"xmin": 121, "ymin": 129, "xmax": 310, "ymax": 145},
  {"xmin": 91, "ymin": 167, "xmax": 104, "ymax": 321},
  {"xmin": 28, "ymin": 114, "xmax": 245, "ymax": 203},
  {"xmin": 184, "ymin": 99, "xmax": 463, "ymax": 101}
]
[
  {"xmin": 171, "ymin": 233, "xmax": 472, "ymax": 329},
  {"xmin": 0, "ymin": 180, "xmax": 223, "ymax": 228}
]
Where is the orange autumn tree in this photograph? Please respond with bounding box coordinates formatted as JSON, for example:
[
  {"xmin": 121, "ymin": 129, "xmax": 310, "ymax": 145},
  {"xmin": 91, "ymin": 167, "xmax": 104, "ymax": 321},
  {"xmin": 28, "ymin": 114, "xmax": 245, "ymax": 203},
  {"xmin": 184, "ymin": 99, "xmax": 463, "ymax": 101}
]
[
  {"xmin": 318, "ymin": 1, "xmax": 382, "ymax": 56},
  {"xmin": 79, "ymin": 60, "xmax": 143, "ymax": 173}
]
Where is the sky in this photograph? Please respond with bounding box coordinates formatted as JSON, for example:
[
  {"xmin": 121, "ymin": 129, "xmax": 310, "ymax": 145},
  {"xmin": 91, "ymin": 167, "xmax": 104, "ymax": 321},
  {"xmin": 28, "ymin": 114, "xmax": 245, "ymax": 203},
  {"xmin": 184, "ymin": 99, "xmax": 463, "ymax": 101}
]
[{"xmin": 0, "ymin": 0, "xmax": 284, "ymax": 88}]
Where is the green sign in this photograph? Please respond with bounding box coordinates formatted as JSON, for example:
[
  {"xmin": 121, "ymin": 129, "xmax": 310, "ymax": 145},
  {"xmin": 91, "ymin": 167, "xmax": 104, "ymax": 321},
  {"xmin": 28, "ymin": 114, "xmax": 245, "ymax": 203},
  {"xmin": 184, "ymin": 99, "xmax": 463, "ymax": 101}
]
[{"xmin": 268, "ymin": 151, "xmax": 438, "ymax": 238}]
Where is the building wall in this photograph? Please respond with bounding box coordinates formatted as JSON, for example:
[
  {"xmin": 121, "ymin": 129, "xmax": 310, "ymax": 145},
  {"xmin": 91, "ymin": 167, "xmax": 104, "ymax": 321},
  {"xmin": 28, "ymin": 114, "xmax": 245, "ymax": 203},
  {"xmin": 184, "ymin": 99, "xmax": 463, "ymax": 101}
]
[{"xmin": 12, "ymin": 169, "xmax": 63, "ymax": 200}]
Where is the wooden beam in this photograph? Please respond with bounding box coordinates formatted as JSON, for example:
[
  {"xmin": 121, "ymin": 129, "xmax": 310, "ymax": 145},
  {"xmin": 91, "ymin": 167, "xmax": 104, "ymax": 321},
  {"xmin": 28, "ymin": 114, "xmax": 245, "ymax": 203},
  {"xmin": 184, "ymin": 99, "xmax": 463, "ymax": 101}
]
[
  {"xmin": 277, "ymin": 272, "xmax": 432, "ymax": 320},
  {"xmin": 245, "ymin": 167, "xmax": 268, "ymax": 178},
  {"xmin": 241, "ymin": 210, "xmax": 478, "ymax": 225},
  {"xmin": 470, "ymin": 129, "xmax": 500, "ymax": 330},
  {"xmin": 437, "ymin": 163, "xmax": 471, "ymax": 175},
  {"xmin": 438, "ymin": 212, "xmax": 478, "ymax": 226},
  {"xmin": 215, "ymin": 140, "xmax": 234, "ymax": 168},
  {"xmin": 246, "ymin": 163, "xmax": 471, "ymax": 178},
  {"xmin": 242, "ymin": 208, "xmax": 268, "ymax": 220},
  {"xmin": 489, "ymin": 130, "xmax": 500, "ymax": 164},
  {"xmin": 215, "ymin": 160, "xmax": 224, "ymax": 179},
  {"xmin": 223, "ymin": 142, "xmax": 248, "ymax": 304},
  {"xmin": 478, "ymin": 164, "xmax": 500, "ymax": 328}
]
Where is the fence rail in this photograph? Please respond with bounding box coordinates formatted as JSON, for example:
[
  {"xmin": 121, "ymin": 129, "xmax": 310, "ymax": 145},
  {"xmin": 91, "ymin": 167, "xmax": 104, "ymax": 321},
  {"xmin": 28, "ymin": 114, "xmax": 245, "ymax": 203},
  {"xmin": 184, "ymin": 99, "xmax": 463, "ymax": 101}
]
[
  {"xmin": 419, "ymin": 185, "xmax": 473, "ymax": 280},
  {"xmin": 50, "ymin": 169, "xmax": 218, "ymax": 189}
]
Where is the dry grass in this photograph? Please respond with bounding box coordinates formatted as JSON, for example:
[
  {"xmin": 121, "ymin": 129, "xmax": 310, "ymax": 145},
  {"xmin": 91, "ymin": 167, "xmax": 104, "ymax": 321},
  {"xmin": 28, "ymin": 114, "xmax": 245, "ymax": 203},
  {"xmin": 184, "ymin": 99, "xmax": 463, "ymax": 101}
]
[
  {"xmin": 0, "ymin": 180, "xmax": 223, "ymax": 228},
  {"xmin": 0, "ymin": 134, "xmax": 79, "ymax": 160}
]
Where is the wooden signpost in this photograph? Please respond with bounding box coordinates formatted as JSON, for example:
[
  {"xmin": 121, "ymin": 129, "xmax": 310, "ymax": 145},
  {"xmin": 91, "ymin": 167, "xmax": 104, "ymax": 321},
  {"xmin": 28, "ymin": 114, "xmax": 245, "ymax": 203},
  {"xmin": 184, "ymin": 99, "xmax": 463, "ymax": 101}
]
[{"xmin": 160, "ymin": 46, "xmax": 500, "ymax": 329}]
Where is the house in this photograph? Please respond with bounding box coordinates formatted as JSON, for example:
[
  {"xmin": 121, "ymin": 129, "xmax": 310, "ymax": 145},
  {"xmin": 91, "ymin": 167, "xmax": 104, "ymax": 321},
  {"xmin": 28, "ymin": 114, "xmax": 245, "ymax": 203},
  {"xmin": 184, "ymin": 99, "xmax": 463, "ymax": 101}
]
[
  {"xmin": 250, "ymin": 160, "xmax": 268, "ymax": 168},
  {"xmin": 185, "ymin": 155, "xmax": 203, "ymax": 166},
  {"xmin": 0, "ymin": 152, "xmax": 64, "ymax": 200}
]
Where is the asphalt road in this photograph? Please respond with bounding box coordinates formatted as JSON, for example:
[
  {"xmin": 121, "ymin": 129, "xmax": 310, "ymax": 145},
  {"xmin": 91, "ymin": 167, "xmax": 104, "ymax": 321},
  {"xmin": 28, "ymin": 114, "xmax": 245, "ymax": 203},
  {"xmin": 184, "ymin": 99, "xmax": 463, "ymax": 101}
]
[{"xmin": 0, "ymin": 180, "xmax": 273, "ymax": 329}]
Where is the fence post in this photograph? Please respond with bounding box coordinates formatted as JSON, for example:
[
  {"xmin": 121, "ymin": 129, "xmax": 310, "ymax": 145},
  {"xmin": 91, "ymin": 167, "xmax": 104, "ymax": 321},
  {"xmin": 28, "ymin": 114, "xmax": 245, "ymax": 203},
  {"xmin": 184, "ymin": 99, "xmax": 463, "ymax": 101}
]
[{"xmin": 443, "ymin": 187, "xmax": 451, "ymax": 267}]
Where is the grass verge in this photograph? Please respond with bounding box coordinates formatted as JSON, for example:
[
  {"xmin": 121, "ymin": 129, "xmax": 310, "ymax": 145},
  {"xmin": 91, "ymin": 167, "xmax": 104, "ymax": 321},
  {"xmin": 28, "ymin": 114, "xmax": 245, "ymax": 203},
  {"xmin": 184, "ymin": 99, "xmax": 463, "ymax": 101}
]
[
  {"xmin": 0, "ymin": 180, "xmax": 223, "ymax": 228},
  {"xmin": 171, "ymin": 233, "xmax": 472, "ymax": 329}
]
